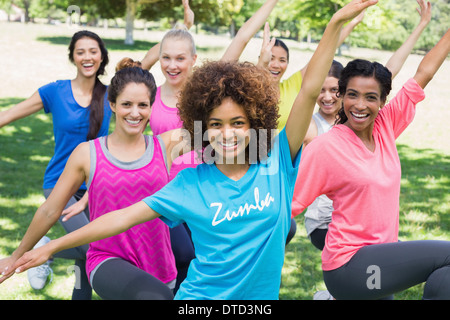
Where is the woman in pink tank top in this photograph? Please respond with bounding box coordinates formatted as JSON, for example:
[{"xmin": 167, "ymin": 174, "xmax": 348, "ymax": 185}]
[{"xmin": 0, "ymin": 63, "xmax": 193, "ymax": 300}]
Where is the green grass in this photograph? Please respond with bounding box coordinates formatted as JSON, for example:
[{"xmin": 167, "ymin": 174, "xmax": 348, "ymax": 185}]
[
  {"xmin": 0, "ymin": 100, "xmax": 78, "ymax": 299},
  {"xmin": 1, "ymin": 98, "xmax": 448, "ymax": 300}
]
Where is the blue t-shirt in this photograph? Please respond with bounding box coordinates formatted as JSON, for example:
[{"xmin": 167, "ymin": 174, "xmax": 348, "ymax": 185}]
[
  {"xmin": 38, "ymin": 80, "xmax": 111, "ymax": 189},
  {"xmin": 143, "ymin": 129, "xmax": 301, "ymax": 300}
]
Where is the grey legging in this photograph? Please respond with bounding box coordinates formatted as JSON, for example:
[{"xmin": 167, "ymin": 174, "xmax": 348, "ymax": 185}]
[
  {"xmin": 323, "ymin": 240, "xmax": 450, "ymax": 300},
  {"xmin": 43, "ymin": 188, "xmax": 91, "ymax": 300}
]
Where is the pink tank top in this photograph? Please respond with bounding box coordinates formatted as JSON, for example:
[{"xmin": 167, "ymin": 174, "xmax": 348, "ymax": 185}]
[
  {"xmin": 149, "ymin": 86, "xmax": 201, "ymax": 181},
  {"xmin": 86, "ymin": 136, "xmax": 177, "ymax": 284}
]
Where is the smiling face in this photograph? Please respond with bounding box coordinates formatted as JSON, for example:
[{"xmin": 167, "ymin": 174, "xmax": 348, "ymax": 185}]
[
  {"xmin": 342, "ymin": 76, "xmax": 384, "ymax": 139},
  {"xmin": 72, "ymin": 37, "xmax": 103, "ymax": 78},
  {"xmin": 317, "ymin": 76, "xmax": 341, "ymax": 118},
  {"xmin": 159, "ymin": 38, "xmax": 197, "ymax": 88},
  {"xmin": 268, "ymin": 45, "xmax": 289, "ymax": 83},
  {"xmin": 110, "ymin": 82, "xmax": 152, "ymax": 135},
  {"xmin": 206, "ymin": 98, "xmax": 251, "ymax": 164}
]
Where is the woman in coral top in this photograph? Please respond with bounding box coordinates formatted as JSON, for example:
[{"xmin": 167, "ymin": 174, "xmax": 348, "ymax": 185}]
[{"xmin": 292, "ymin": 29, "xmax": 450, "ymax": 299}]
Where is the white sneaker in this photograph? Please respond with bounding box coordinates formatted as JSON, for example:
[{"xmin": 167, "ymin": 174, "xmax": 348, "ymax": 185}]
[
  {"xmin": 313, "ymin": 290, "xmax": 334, "ymax": 300},
  {"xmin": 27, "ymin": 236, "xmax": 53, "ymax": 290}
]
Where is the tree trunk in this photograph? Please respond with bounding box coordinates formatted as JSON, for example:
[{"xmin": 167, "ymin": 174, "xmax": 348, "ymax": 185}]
[{"xmin": 125, "ymin": 0, "xmax": 136, "ymax": 45}]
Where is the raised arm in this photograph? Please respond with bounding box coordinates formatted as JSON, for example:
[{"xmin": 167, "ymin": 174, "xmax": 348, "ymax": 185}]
[
  {"xmin": 285, "ymin": 0, "xmax": 378, "ymax": 159},
  {"xmin": 413, "ymin": 28, "xmax": 450, "ymax": 89},
  {"xmin": 257, "ymin": 10, "xmax": 364, "ymax": 77},
  {"xmin": 221, "ymin": 0, "xmax": 279, "ymax": 62},
  {"xmin": 385, "ymin": 0, "xmax": 431, "ymax": 79},
  {"xmin": 0, "ymin": 143, "xmax": 89, "ymax": 283},
  {"xmin": 141, "ymin": 0, "xmax": 195, "ymax": 70},
  {"xmin": 0, "ymin": 91, "xmax": 43, "ymax": 128},
  {"xmin": 338, "ymin": 9, "xmax": 365, "ymax": 47}
]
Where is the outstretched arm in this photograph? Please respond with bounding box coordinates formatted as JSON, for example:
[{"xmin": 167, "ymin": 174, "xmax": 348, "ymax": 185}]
[
  {"xmin": 413, "ymin": 28, "xmax": 450, "ymax": 89},
  {"xmin": 221, "ymin": 0, "xmax": 279, "ymax": 62},
  {"xmin": 285, "ymin": 0, "xmax": 378, "ymax": 159},
  {"xmin": 0, "ymin": 143, "xmax": 89, "ymax": 283},
  {"xmin": 0, "ymin": 91, "xmax": 43, "ymax": 128},
  {"xmin": 11, "ymin": 201, "xmax": 159, "ymax": 276},
  {"xmin": 385, "ymin": 0, "xmax": 431, "ymax": 79},
  {"xmin": 141, "ymin": 0, "xmax": 195, "ymax": 70}
]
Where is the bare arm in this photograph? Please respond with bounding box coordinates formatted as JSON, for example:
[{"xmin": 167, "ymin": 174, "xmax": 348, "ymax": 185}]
[
  {"xmin": 221, "ymin": 0, "xmax": 279, "ymax": 62},
  {"xmin": 257, "ymin": 10, "xmax": 365, "ymax": 77},
  {"xmin": 0, "ymin": 143, "xmax": 89, "ymax": 283},
  {"xmin": 0, "ymin": 91, "xmax": 43, "ymax": 128},
  {"xmin": 413, "ymin": 28, "xmax": 450, "ymax": 89},
  {"xmin": 338, "ymin": 9, "xmax": 365, "ymax": 47},
  {"xmin": 61, "ymin": 191, "xmax": 89, "ymax": 222},
  {"xmin": 141, "ymin": 0, "xmax": 195, "ymax": 70},
  {"xmin": 385, "ymin": 0, "xmax": 431, "ymax": 79},
  {"xmin": 285, "ymin": 0, "xmax": 378, "ymax": 159},
  {"xmin": 159, "ymin": 128, "xmax": 192, "ymax": 170},
  {"xmin": 13, "ymin": 201, "xmax": 160, "ymax": 275}
]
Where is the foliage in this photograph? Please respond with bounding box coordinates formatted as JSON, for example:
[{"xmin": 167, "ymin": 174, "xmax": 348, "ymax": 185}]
[{"xmin": 8, "ymin": 0, "xmax": 449, "ymax": 51}]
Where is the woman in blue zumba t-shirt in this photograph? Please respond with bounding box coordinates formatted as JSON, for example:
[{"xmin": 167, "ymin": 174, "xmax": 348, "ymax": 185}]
[{"xmin": 0, "ymin": 30, "xmax": 111, "ymax": 299}]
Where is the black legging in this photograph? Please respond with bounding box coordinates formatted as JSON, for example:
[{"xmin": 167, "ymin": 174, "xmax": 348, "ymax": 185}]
[
  {"xmin": 169, "ymin": 223, "xmax": 195, "ymax": 293},
  {"xmin": 310, "ymin": 228, "xmax": 328, "ymax": 251},
  {"xmin": 91, "ymin": 258, "xmax": 174, "ymax": 300},
  {"xmin": 323, "ymin": 240, "xmax": 450, "ymax": 300}
]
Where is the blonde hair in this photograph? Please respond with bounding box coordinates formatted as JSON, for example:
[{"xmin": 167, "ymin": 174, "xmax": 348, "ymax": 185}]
[{"xmin": 160, "ymin": 24, "xmax": 196, "ymax": 57}]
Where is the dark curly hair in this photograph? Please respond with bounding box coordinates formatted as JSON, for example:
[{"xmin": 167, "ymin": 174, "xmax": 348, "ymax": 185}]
[
  {"xmin": 178, "ymin": 60, "xmax": 280, "ymax": 163},
  {"xmin": 336, "ymin": 59, "xmax": 392, "ymax": 125}
]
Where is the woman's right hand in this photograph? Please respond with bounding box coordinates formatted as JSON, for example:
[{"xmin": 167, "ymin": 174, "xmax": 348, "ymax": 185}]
[
  {"xmin": 61, "ymin": 194, "xmax": 88, "ymax": 222},
  {"xmin": 12, "ymin": 245, "xmax": 54, "ymax": 275},
  {"xmin": 0, "ymin": 256, "xmax": 18, "ymax": 284},
  {"xmin": 257, "ymin": 22, "xmax": 276, "ymax": 68}
]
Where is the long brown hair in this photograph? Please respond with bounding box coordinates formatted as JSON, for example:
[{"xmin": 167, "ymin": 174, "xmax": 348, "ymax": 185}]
[{"xmin": 68, "ymin": 30, "xmax": 109, "ymax": 140}]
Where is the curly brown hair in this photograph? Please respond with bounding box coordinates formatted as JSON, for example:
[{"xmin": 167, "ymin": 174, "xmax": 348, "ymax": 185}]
[{"xmin": 177, "ymin": 60, "xmax": 280, "ymax": 163}]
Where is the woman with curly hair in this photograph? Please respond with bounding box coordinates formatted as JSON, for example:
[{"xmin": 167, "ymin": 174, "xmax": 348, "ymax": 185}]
[{"xmin": 5, "ymin": 0, "xmax": 378, "ymax": 300}]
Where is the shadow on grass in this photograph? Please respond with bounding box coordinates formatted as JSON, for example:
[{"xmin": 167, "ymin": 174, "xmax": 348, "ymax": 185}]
[{"xmin": 36, "ymin": 35, "xmax": 224, "ymax": 53}]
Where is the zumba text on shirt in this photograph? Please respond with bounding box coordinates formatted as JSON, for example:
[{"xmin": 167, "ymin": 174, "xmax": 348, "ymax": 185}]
[{"xmin": 211, "ymin": 187, "xmax": 275, "ymax": 226}]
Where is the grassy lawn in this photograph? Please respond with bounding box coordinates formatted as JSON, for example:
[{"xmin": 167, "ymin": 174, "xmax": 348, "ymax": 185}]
[{"xmin": 0, "ymin": 22, "xmax": 448, "ymax": 300}]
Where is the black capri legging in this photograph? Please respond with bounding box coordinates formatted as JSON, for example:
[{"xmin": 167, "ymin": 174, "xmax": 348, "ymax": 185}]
[
  {"xmin": 91, "ymin": 258, "xmax": 174, "ymax": 300},
  {"xmin": 323, "ymin": 240, "xmax": 450, "ymax": 300}
]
